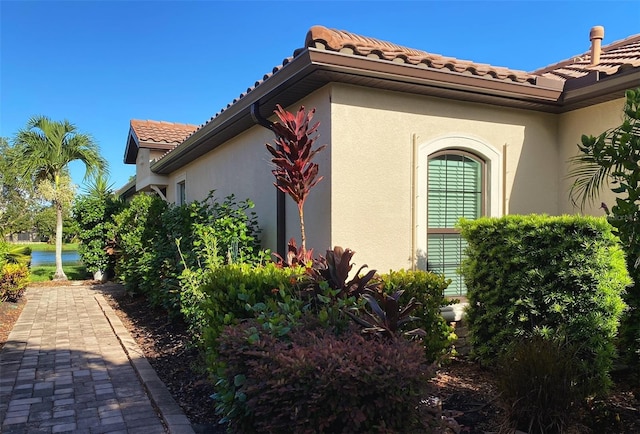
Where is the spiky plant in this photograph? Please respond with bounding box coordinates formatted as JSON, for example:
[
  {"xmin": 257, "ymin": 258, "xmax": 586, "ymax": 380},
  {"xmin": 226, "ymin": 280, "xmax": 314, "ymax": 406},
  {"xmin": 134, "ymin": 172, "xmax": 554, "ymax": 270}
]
[{"xmin": 266, "ymin": 105, "xmax": 326, "ymax": 253}]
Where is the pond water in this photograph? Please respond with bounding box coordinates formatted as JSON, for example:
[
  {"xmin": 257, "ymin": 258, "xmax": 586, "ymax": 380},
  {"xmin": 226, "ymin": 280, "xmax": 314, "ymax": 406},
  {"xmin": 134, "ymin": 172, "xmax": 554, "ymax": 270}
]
[{"xmin": 30, "ymin": 250, "xmax": 81, "ymax": 266}]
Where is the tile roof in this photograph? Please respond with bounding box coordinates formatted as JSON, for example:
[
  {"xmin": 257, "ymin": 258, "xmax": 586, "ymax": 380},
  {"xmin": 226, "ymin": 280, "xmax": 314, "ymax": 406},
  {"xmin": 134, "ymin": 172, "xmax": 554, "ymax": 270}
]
[
  {"xmin": 304, "ymin": 25, "xmax": 537, "ymax": 84},
  {"xmin": 533, "ymin": 33, "xmax": 640, "ymax": 81},
  {"xmin": 130, "ymin": 120, "xmax": 198, "ymax": 146},
  {"xmin": 168, "ymin": 25, "xmax": 546, "ymax": 149},
  {"xmin": 145, "ymin": 25, "xmax": 640, "ymax": 171}
]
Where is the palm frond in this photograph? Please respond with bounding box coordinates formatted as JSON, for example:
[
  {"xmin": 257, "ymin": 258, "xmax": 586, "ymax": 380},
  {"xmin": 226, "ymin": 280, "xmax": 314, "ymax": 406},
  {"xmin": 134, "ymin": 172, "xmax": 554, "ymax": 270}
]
[{"xmin": 567, "ymin": 153, "xmax": 614, "ymax": 209}]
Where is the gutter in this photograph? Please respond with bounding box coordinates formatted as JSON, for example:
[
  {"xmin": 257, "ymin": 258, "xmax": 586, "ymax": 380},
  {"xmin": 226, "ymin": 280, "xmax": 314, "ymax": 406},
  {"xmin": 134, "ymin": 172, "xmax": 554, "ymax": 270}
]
[
  {"xmin": 150, "ymin": 51, "xmax": 318, "ymax": 175},
  {"xmin": 151, "ymin": 47, "xmax": 571, "ymax": 176},
  {"xmin": 117, "ymin": 177, "xmax": 136, "ymax": 200},
  {"xmin": 251, "ymin": 101, "xmax": 287, "ymax": 259},
  {"xmin": 561, "ymin": 69, "xmax": 640, "ymax": 111}
]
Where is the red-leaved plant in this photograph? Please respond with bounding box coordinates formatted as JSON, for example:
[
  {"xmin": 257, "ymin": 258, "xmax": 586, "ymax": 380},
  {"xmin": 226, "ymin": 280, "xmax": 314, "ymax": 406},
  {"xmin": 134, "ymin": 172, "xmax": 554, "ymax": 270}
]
[
  {"xmin": 273, "ymin": 237, "xmax": 314, "ymax": 268},
  {"xmin": 266, "ymin": 105, "xmax": 326, "ymax": 253}
]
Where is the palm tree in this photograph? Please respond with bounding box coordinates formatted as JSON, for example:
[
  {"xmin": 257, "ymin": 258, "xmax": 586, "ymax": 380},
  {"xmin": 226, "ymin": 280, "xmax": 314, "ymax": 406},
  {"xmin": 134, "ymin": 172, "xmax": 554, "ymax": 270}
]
[
  {"xmin": 568, "ymin": 88, "xmax": 640, "ymax": 209},
  {"xmin": 14, "ymin": 116, "xmax": 107, "ymax": 280}
]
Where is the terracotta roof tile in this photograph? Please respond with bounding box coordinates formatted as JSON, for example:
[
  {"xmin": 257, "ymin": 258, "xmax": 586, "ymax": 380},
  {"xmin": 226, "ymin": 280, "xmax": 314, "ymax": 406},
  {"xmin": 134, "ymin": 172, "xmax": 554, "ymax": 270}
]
[
  {"xmin": 533, "ymin": 34, "xmax": 640, "ymax": 81},
  {"xmin": 130, "ymin": 120, "xmax": 198, "ymax": 146},
  {"xmin": 305, "ymin": 25, "xmax": 537, "ymax": 84},
  {"xmin": 172, "ymin": 25, "xmax": 544, "ymax": 153},
  {"xmin": 151, "ymin": 26, "xmax": 640, "ymax": 168}
]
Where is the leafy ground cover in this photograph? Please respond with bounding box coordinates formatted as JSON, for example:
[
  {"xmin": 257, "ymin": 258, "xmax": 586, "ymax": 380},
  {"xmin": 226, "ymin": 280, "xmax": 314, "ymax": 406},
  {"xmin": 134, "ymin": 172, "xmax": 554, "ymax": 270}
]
[{"xmin": 1, "ymin": 282, "xmax": 639, "ymax": 433}]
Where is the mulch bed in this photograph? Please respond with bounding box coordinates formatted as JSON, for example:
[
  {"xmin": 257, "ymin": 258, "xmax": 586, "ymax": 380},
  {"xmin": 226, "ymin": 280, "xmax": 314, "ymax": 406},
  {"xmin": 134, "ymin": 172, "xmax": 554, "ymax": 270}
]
[
  {"xmin": 2, "ymin": 281, "xmax": 640, "ymax": 433},
  {"xmin": 0, "ymin": 297, "xmax": 26, "ymax": 349}
]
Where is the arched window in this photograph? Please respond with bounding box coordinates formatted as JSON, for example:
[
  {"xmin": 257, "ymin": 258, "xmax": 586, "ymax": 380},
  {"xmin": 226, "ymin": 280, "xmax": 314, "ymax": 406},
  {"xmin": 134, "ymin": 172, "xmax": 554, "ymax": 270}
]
[
  {"xmin": 416, "ymin": 135, "xmax": 502, "ymax": 297},
  {"xmin": 427, "ymin": 151, "xmax": 484, "ymax": 296}
]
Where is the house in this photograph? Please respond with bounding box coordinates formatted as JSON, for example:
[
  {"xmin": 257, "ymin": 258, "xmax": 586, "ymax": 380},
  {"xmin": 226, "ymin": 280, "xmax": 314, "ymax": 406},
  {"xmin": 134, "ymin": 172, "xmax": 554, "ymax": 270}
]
[
  {"xmin": 121, "ymin": 25, "xmax": 640, "ymax": 296},
  {"xmin": 121, "ymin": 120, "xmax": 199, "ymax": 201}
]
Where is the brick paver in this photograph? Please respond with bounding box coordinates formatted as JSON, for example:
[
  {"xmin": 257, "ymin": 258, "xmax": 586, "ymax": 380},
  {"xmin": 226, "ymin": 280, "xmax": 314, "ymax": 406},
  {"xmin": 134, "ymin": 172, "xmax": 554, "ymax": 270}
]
[{"xmin": 0, "ymin": 284, "xmax": 194, "ymax": 433}]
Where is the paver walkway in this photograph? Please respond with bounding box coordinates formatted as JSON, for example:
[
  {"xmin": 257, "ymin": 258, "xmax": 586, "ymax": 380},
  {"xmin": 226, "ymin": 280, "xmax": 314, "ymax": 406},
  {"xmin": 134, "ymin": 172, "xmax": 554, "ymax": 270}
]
[{"xmin": 0, "ymin": 284, "xmax": 194, "ymax": 434}]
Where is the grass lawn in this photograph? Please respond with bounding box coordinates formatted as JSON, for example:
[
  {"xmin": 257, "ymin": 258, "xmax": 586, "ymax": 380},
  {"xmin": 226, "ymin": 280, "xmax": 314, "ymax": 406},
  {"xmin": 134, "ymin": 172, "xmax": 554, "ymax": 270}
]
[
  {"xmin": 29, "ymin": 264, "xmax": 88, "ymax": 282},
  {"xmin": 11, "ymin": 243, "xmax": 86, "ymax": 282},
  {"xmin": 13, "ymin": 242, "xmax": 79, "ymax": 252}
]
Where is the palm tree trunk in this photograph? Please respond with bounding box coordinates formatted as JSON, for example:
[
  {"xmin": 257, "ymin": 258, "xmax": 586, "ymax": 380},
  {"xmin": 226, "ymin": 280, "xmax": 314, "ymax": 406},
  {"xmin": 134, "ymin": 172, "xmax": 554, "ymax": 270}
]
[{"xmin": 53, "ymin": 201, "xmax": 67, "ymax": 281}]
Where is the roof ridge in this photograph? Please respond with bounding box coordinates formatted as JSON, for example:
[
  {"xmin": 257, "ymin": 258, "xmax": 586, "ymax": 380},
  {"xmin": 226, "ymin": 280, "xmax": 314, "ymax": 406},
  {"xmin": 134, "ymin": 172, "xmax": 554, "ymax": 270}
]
[
  {"xmin": 305, "ymin": 25, "xmax": 432, "ymax": 58},
  {"xmin": 130, "ymin": 119, "xmax": 199, "ymax": 128},
  {"xmin": 304, "ymin": 25, "xmax": 534, "ymax": 83}
]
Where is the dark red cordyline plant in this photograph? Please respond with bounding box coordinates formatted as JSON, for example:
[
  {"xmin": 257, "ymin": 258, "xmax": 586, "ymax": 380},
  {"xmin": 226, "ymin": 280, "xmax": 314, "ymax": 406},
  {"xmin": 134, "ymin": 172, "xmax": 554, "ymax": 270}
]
[
  {"xmin": 266, "ymin": 104, "xmax": 326, "ymax": 253},
  {"xmin": 273, "ymin": 237, "xmax": 314, "ymax": 268}
]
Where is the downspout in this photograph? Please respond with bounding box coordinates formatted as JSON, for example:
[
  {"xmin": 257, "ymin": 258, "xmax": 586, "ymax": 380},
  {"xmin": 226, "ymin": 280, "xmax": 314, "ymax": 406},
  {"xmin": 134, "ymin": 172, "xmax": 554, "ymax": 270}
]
[{"xmin": 251, "ymin": 101, "xmax": 286, "ymax": 258}]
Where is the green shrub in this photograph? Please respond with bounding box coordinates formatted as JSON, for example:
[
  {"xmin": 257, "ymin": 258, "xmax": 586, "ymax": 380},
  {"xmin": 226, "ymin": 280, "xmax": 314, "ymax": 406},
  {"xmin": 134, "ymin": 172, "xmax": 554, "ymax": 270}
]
[
  {"xmin": 112, "ymin": 193, "xmax": 168, "ymax": 296},
  {"xmin": 0, "ymin": 240, "xmax": 8, "ymax": 271},
  {"xmin": 158, "ymin": 193, "xmax": 263, "ymax": 315},
  {"xmin": 380, "ymin": 269, "xmax": 456, "ymax": 361},
  {"xmin": 193, "ymin": 262, "xmax": 301, "ymax": 359},
  {"xmin": 5, "ymin": 245, "xmax": 32, "ymax": 265},
  {"xmin": 568, "ymin": 87, "xmax": 640, "ymax": 369},
  {"xmin": 0, "ymin": 263, "xmax": 30, "ymax": 302},
  {"xmin": 73, "ymin": 194, "xmax": 124, "ymax": 277},
  {"xmin": 459, "ymin": 215, "xmax": 630, "ymax": 393},
  {"xmin": 497, "ymin": 335, "xmax": 585, "ymax": 434},
  {"xmin": 112, "ymin": 191, "xmax": 264, "ymax": 317},
  {"xmin": 215, "ymin": 319, "xmax": 437, "ymax": 434}
]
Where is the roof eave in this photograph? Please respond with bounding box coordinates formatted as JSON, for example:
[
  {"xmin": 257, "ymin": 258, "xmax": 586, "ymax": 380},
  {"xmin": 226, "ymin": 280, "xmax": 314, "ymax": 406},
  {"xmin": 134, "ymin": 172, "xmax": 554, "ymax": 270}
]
[
  {"xmin": 151, "ymin": 48, "xmax": 571, "ymax": 175},
  {"xmin": 560, "ymin": 68, "xmax": 640, "ymax": 111},
  {"xmin": 123, "ymin": 127, "xmax": 139, "ymax": 165},
  {"xmin": 306, "ymin": 48, "xmax": 565, "ymax": 109},
  {"xmin": 117, "ymin": 176, "xmax": 136, "ymax": 199},
  {"xmin": 151, "ymin": 50, "xmax": 321, "ymax": 174}
]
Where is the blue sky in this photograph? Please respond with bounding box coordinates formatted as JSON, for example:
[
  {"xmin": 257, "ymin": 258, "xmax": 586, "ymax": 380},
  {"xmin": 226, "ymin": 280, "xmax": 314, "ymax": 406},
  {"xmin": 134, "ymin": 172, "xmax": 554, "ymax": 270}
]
[{"xmin": 2, "ymin": 1, "xmax": 639, "ymax": 191}]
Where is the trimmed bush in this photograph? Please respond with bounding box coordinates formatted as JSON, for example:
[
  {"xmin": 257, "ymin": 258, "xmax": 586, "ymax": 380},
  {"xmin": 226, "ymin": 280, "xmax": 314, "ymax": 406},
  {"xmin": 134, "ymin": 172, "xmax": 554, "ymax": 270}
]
[
  {"xmin": 216, "ymin": 319, "xmax": 437, "ymax": 434},
  {"xmin": 459, "ymin": 215, "xmax": 630, "ymax": 393},
  {"xmin": 380, "ymin": 269, "xmax": 456, "ymax": 361},
  {"xmin": 0, "ymin": 263, "xmax": 29, "ymax": 302},
  {"xmin": 193, "ymin": 262, "xmax": 301, "ymax": 359}
]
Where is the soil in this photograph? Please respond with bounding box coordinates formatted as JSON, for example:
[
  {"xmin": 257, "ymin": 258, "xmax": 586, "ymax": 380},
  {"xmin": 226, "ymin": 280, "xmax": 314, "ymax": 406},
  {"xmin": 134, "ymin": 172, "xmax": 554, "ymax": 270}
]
[
  {"xmin": 0, "ymin": 297, "xmax": 26, "ymax": 349},
  {"xmin": 2, "ymin": 282, "xmax": 639, "ymax": 433}
]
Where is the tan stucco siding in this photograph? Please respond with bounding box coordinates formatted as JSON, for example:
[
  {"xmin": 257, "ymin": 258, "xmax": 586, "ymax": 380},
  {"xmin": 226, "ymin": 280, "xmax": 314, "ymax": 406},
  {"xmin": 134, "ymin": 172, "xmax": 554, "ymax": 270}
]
[
  {"xmin": 136, "ymin": 148, "xmax": 169, "ymax": 191},
  {"xmin": 330, "ymin": 84, "xmax": 559, "ymax": 272},
  {"xmin": 162, "ymin": 88, "xmax": 333, "ymax": 255},
  {"xmin": 164, "ymin": 126, "xmax": 280, "ymax": 251},
  {"xmin": 281, "ymin": 89, "xmax": 333, "ymax": 255},
  {"xmin": 557, "ymin": 97, "xmax": 626, "ymax": 216}
]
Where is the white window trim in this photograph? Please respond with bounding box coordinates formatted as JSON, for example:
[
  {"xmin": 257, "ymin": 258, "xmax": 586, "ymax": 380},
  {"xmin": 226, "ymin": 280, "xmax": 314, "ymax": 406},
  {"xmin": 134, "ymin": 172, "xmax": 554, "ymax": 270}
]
[{"xmin": 416, "ymin": 135, "xmax": 503, "ymax": 266}]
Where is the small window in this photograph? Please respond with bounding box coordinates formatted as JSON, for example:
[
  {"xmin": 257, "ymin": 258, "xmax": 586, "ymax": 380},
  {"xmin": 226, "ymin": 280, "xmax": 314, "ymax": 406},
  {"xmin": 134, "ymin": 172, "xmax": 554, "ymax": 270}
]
[
  {"xmin": 427, "ymin": 151, "xmax": 484, "ymax": 296},
  {"xmin": 177, "ymin": 180, "xmax": 186, "ymax": 205}
]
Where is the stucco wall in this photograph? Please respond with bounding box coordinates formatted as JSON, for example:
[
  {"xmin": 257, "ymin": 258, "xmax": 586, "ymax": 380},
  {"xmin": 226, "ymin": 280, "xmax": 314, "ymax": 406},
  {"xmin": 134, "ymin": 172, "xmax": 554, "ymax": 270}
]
[
  {"xmin": 149, "ymin": 82, "xmax": 624, "ymax": 274},
  {"xmin": 163, "ymin": 88, "xmax": 333, "ymax": 255},
  {"xmin": 280, "ymin": 90, "xmax": 333, "ymax": 255},
  {"xmin": 329, "ymin": 83, "xmax": 559, "ymax": 272},
  {"xmin": 136, "ymin": 148, "xmax": 169, "ymax": 192},
  {"xmin": 557, "ymin": 97, "xmax": 626, "ymax": 216}
]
